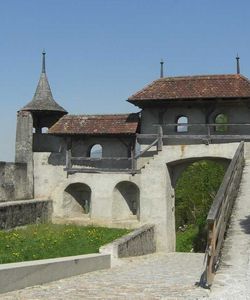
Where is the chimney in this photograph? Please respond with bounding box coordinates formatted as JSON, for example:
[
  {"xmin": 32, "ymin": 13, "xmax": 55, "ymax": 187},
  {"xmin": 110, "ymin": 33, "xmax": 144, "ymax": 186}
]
[
  {"xmin": 236, "ymin": 54, "xmax": 240, "ymax": 74},
  {"xmin": 160, "ymin": 59, "xmax": 164, "ymax": 78}
]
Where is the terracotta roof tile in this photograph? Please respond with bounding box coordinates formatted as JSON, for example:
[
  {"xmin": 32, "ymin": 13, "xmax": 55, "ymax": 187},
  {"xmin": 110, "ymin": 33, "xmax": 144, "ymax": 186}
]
[
  {"xmin": 49, "ymin": 113, "xmax": 139, "ymax": 135},
  {"xmin": 128, "ymin": 74, "xmax": 250, "ymax": 103}
]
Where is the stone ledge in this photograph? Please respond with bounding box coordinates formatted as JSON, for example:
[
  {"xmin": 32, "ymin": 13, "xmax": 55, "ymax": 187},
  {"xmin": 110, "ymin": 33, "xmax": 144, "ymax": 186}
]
[
  {"xmin": 0, "ymin": 198, "xmax": 50, "ymax": 207},
  {"xmin": 0, "ymin": 253, "xmax": 110, "ymax": 294},
  {"xmin": 0, "ymin": 199, "xmax": 52, "ymax": 229},
  {"xmin": 100, "ymin": 224, "xmax": 156, "ymax": 265}
]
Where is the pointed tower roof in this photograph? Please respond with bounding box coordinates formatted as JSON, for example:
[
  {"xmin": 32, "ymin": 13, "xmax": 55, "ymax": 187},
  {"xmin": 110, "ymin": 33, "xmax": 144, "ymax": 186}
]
[{"xmin": 20, "ymin": 51, "xmax": 67, "ymax": 113}]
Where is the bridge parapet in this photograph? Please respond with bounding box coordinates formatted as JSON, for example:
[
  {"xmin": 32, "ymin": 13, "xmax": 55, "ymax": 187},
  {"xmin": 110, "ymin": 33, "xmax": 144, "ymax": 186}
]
[{"xmin": 204, "ymin": 141, "xmax": 245, "ymax": 287}]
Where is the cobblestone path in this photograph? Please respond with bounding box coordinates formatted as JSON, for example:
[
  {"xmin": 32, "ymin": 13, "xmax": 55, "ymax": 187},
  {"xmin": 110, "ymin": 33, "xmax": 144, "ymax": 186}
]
[{"xmin": 1, "ymin": 252, "xmax": 209, "ymax": 300}]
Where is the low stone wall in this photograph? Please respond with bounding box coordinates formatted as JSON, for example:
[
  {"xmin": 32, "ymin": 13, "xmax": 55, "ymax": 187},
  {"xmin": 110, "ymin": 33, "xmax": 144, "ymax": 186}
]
[
  {"xmin": 100, "ymin": 224, "xmax": 155, "ymax": 262},
  {"xmin": 0, "ymin": 253, "xmax": 110, "ymax": 294},
  {"xmin": 0, "ymin": 199, "xmax": 52, "ymax": 230}
]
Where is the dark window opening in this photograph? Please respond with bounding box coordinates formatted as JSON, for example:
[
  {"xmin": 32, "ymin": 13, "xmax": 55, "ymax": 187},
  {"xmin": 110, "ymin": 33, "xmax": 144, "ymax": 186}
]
[{"xmin": 215, "ymin": 114, "xmax": 228, "ymax": 132}]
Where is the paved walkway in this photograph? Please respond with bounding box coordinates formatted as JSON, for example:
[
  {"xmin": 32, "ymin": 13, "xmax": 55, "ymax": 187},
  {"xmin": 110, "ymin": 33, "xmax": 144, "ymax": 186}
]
[
  {"xmin": 209, "ymin": 160, "xmax": 250, "ymax": 299},
  {"xmin": 1, "ymin": 252, "xmax": 209, "ymax": 300}
]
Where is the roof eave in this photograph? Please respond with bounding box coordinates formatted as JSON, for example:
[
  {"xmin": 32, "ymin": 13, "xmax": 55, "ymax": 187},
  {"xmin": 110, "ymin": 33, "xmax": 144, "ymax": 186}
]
[
  {"xmin": 128, "ymin": 96, "xmax": 250, "ymax": 106},
  {"xmin": 48, "ymin": 132, "xmax": 137, "ymax": 136}
]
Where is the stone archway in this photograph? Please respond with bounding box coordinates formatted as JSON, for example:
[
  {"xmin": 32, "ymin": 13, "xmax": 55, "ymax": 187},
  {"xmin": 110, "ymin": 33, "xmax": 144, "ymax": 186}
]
[
  {"xmin": 63, "ymin": 182, "xmax": 91, "ymax": 217},
  {"xmin": 167, "ymin": 157, "xmax": 230, "ymax": 189},
  {"xmin": 112, "ymin": 181, "xmax": 140, "ymax": 220},
  {"xmin": 167, "ymin": 157, "xmax": 229, "ymax": 252}
]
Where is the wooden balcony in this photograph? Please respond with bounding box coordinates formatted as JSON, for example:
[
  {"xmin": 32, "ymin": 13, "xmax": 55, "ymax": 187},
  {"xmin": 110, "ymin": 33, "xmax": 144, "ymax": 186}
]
[{"xmin": 65, "ymin": 123, "xmax": 250, "ymax": 174}]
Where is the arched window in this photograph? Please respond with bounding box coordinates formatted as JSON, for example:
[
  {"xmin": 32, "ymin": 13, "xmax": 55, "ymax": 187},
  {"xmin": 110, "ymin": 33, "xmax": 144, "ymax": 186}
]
[
  {"xmin": 88, "ymin": 144, "xmax": 103, "ymax": 158},
  {"xmin": 215, "ymin": 114, "xmax": 228, "ymax": 132},
  {"xmin": 176, "ymin": 116, "xmax": 188, "ymax": 132}
]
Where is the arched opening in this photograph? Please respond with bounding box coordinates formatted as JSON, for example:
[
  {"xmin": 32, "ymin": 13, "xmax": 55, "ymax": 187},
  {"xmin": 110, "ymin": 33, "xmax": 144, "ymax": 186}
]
[
  {"xmin": 214, "ymin": 113, "xmax": 228, "ymax": 132},
  {"xmin": 63, "ymin": 183, "xmax": 91, "ymax": 217},
  {"xmin": 170, "ymin": 159, "xmax": 227, "ymax": 252},
  {"xmin": 112, "ymin": 181, "xmax": 140, "ymax": 220},
  {"xmin": 41, "ymin": 127, "xmax": 48, "ymax": 133},
  {"xmin": 176, "ymin": 116, "xmax": 188, "ymax": 132},
  {"xmin": 32, "ymin": 127, "xmax": 48, "ymax": 133},
  {"xmin": 88, "ymin": 144, "xmax": 103, "ymax": 158}
]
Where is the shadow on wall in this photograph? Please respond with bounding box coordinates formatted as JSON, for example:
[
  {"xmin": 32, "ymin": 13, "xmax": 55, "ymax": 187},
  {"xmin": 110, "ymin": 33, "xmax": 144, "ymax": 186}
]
[
  {"xmin": 63, "ymin": 183, "xmax": 91, "ymax": 217},
  {"xmin": 113, "ymin": 181, "xmax": 140, "ymax": 220},
  {"xmin": 240, "ymin": 216, "xmax": 250, "ymax": 234},
  {"xmin": 48, "ymin": 153, "xmax": 66, "ymax": 166}
]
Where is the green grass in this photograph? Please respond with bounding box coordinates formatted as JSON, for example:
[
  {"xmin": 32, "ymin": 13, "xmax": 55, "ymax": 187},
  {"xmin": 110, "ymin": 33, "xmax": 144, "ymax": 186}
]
[
  {"xmin": 0, "ymin": 224, "xmax": 130, "ymax": 264},
  {"xmin": 176, "ymin": 225, "xmax": 199, "ymax": 252}
]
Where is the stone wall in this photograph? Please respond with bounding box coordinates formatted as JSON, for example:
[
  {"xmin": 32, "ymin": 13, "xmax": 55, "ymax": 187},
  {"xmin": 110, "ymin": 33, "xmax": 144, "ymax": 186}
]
[
  {"xmin": 33, "ymin": 152, "xmax": 140, "ymax": 223},
  {"xmin": 15, "ymin": 111, "xmax": 34, "ymax": 198},
  {"xmin": 33, "ymin": 143, "xmax": 241, "ymax": 253},
  {"xmin": 0, "ymin": 162, "xmax": 30, "ymax": 202},
  {"xmin": 0, "ymin": 199, "xmax": 52, "ymax": 230},
  {"xmin": 100, "ymin": 224, "xmax": 155, "ymax": 260},
  {"xmin": 0, "ymin": 253, "xmax": 110, "ymax": 294}
]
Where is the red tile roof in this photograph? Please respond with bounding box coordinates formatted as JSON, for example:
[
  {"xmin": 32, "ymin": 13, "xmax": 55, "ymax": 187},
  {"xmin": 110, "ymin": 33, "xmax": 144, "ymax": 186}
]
[
  {"xmin": 49, "ymin": 113, "xmax": 139, "ymax": 135},
  {"xmin": 128, "ymin": 74, "xmax": 250, "ymax": 104}
]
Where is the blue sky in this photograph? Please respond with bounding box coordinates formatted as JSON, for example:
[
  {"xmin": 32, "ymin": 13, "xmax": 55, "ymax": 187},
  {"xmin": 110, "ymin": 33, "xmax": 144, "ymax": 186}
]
[{"xmin": 0, "ymin": 0, "xmax": 250, "ymax": 161}]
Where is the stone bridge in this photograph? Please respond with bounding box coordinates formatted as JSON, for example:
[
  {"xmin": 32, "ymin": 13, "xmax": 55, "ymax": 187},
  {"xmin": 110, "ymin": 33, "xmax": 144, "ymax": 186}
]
[{"xmin": 1, "ymin": 142, "xmax": 250, "ymax": 299}]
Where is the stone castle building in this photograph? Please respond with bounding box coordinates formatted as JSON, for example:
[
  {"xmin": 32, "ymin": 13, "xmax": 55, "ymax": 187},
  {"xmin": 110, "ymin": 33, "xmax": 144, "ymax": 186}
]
[{"xmin": 1, "ymin": 53, "xmax": 250, "ymax": 251}]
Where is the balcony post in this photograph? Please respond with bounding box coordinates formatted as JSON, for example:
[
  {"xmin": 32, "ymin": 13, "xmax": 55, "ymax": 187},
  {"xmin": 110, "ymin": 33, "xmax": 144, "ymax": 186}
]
[
  {"xmin": 131, "ymin": 140, "xmax": 137, "ymax": 172},
  {"xmin": 66, "ymin": 137, "xmax": 72, "ymax": 169},
  {"xmin": 157, "ymin": 125, "xmax": 163, "ymax": 151}
]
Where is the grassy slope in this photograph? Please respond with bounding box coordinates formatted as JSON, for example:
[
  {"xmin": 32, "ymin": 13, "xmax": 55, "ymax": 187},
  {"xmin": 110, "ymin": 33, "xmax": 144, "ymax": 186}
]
[{"xmin": 0, "ymin": 224, "xmax": 130, "ymax": 263}]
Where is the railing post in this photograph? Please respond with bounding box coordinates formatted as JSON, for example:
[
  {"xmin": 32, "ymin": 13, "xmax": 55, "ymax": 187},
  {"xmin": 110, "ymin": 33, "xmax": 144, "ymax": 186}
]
[
  {"xmin": 206, "ymin": 221, "xmax": 216, "ymax": 286},
  {"xmin": 207, "ymin": 124, "xmax": 211, "ymax": 137},
  {"xmin": 131, "ymin": 147, "xmax": 136, "ymax": 172},
  {"xmin": 157, "ymin": 125, "xmax": 163, "ymax": 151},
  {"xmin": 66, "ymin": 138, "xmax": 72, "ymax": 169}
]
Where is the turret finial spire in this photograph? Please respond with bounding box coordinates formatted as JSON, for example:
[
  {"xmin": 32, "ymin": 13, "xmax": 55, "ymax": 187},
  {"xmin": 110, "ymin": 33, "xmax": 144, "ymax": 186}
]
[
  {"xmin": 236, "ymin": 54, "xmax": 240, "ymax": 74},
  {"xmin": 42, "ymin": 49, "xmax": 46, "ymax": 73},
  {"xmin": 160, "ymin": 59, "xmax": 164, "ymax": 78}
]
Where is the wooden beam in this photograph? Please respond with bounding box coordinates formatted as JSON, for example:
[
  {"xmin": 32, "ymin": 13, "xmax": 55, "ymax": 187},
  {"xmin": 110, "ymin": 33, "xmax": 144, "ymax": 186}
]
[
  {"xmin": 66, "ymin": 137, "xmax": 72, "ymax": 169},
  {"xmin": 134, "ymin": 138, "xmax": 158, "ymax": 159},
  {"xmin": 136, "ymin": 134, "xmax": 158, "ymax": 139},
  {"xmin": 64, "ymin": 167, "xmax": 140, "ymax": 175},
  {"xmin": 131, "ymin": 144, "xmax": 136, "ymax": 171},
  {"xmin": 71, "ymin": 157, "xmax": 130, "ymax": 161},
  {"xmin": 204, "ymin": 141, "xmax": 244, "ymax": 287},
  {"xmin": 153, "ymin": 123, "xmax": 250, "ymax": 127}
]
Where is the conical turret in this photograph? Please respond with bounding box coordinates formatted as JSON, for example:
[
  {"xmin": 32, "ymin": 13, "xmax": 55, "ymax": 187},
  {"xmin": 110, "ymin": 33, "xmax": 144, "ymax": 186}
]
[
  {"xmin": 21, "ymin": 51, "xmax": 67, "ymax": 114},
  {"xmin": 19, "ymin": 51, "xmax": 67, "ymax": 132}
]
